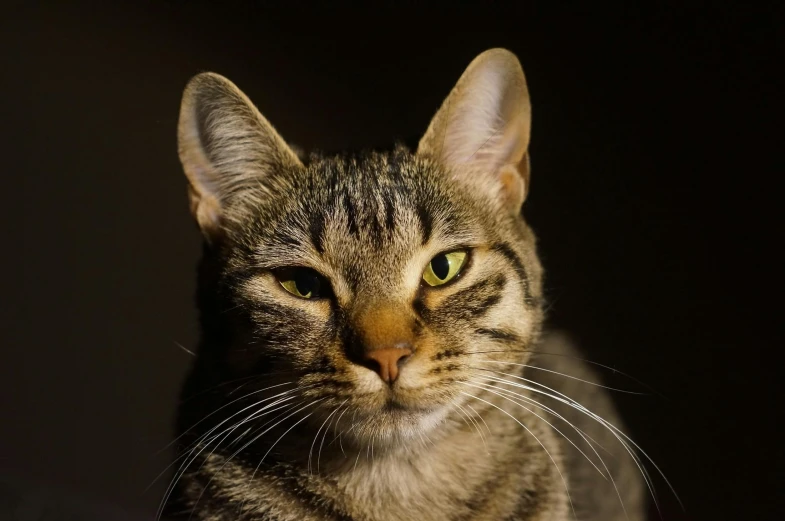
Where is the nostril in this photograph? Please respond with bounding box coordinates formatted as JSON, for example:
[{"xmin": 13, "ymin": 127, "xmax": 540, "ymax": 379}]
[
  {"xmin": 362, "ymin": 346, "xmax": 413, "ymax": 383},
  {"xmin": 362, "ymin": 357, "xmax": 382, "ymax": 374}
]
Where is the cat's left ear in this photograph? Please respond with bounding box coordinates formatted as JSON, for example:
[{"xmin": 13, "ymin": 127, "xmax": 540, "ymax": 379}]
[{"xmin": 418, "ymin": 49, "xmax": 532, "ymax": 212}]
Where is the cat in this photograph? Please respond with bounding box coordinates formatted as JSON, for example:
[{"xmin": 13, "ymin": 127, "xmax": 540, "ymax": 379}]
[{"xmin": 162, "ymin": 48, "xmax": 647, "ymax": 521}]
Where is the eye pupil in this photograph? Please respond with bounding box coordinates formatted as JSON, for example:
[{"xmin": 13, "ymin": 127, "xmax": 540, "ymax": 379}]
[
  {"xmin": 431, "ymin": 254, "xmax": 450, "ymax": 280},
  {"xmin": 294, "ymin": 270, "xmax": 319, "ymax": 297}
]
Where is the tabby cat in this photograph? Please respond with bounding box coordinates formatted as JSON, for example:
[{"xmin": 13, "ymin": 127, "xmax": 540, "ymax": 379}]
[{"xmin": 163, "ymin": 49, "xmax": 647, "ymax": 521}]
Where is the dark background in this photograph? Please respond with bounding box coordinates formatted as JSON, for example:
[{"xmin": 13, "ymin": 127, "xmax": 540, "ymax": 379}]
[{"xmin": 1, "ymin": 1, "xmax": 781, "ymax": 520}]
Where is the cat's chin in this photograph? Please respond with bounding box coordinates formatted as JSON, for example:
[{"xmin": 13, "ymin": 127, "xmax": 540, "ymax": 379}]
[{"xmin": 338, "ymin": 401, "xmax": 451, "ymax": 450}]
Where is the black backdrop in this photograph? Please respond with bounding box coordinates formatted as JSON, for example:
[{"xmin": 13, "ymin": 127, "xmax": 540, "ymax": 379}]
[{"xmin": 1, "ymin": 2, "xmax": 781, "ymax": 520}]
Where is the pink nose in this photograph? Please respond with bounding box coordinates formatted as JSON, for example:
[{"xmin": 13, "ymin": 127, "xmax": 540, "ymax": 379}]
[{"xmin": 363, "ymin": 347, "xmax": 412, "ymax": 383}]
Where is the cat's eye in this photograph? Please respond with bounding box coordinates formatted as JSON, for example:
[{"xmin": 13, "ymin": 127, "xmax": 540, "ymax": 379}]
[
  {"xmin": 422, "ymin": 250, "xmax": 468, "ymax": 287},
  {"xmin": 274, "ymin": 268, "xmax": 330, "ymax": 299}
]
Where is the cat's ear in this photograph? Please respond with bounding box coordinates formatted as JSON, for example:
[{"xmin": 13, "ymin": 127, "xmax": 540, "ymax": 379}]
[
  {"xmin": 418, "ymin": 49, "xmax": 532, "ymax": 212},
  {"xmin": 177, "ymin": 72, "xmax": 302, "ymax": 241}
]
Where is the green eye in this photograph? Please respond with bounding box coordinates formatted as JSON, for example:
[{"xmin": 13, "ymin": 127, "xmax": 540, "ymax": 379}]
[
  {"xmin": 422, "ymin": 250, "xmax": 468, "ymax": 287},
  {"xmin": 275, "ymin": 268, "xmax": 329, "ymax": 299}
]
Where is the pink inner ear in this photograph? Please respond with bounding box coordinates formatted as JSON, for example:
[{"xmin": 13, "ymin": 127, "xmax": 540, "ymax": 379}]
[
  {"xmin": 189, "ymin": 185, "xmax": 223, "ymax": 242},
  {"xmin": 498, "ymin": 163, "xmax": 526, "ymax": 208}
]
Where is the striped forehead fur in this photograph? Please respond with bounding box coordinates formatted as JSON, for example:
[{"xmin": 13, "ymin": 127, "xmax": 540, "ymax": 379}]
[{"xmin": 219, "ymin": 147, "xmax": 522, "ymax": 293}]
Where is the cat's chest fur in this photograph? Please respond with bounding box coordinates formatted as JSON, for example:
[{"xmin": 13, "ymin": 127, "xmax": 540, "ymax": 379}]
[{"xmin": 183, "ymin": 404, "xmax": 568, "ymax": 521}]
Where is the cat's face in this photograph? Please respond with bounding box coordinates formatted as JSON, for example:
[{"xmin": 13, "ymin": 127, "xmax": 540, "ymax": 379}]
[{"xmin": 179, "ymin": 49, "xmax": 542, "ymax": 449}]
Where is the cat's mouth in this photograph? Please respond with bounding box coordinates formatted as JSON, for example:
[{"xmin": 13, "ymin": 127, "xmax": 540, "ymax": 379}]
[
  {"xmin": 381, "ymin": 399, "xmax": 410, "ymax": 412},
  {"xmin": 376, "ymin": 385, "xmax": 442, "ymax": 413},
  {"xmin": 376, "ymin": 397, "xmax": 436, "ymax": 419},
  {"xmin": 336, "ymin": 399, "xmax": 448, "ymax": 448},
  {"xmin": 368, "ymin": 391, "xmax": 450, "ymax": 428},
  {"xmin": 334, "ymin": 385, "xmax": 441, "ymax": 418}
]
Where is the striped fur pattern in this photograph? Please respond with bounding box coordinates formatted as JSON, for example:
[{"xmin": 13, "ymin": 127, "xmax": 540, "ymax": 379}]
[{"xmin": 165, "ymin": 49, "xmax": 645, "ymax": 521}]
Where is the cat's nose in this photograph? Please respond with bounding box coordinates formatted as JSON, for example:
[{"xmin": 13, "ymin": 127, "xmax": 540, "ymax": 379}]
[{"xmin": 362, "ymin": 345, "xmax": 413, "ymax": 384}]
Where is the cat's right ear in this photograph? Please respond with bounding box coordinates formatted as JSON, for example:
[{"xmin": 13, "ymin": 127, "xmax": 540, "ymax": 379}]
[{"xmin": 177, "ymin": 73, "xmax": 302, "ymax": 242}]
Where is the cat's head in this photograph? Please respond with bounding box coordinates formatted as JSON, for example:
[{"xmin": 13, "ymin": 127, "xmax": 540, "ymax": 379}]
[{"xmin": 177, "ymin": 49, "xmax": 544, "ymax": 449}]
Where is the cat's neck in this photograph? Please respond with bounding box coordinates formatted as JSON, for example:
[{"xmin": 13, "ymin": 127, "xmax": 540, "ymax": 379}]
[{"xmin": 187, "ymin": 386, "xmax": 565, "ymax": 521}]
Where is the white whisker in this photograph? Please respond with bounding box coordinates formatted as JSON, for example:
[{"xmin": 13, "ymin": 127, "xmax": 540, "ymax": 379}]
[
  {"xmin": 239, "ymin": 399, "xmax": 326, "ymax": 512},
  {"xmin": 308, "ymin": 402, "xmax": 342, "ymax": 474},
  {"xmin": 224, "ymin": 398, "xmax": 302, "ymax": 450},
  {"xmin": 465, "ymin": 377, "xmax": 630, "ymax": 520},
  {"xmin": 476, "ymin": 368, "xmax": 682, "ymax": 514},
  {"xmin": 328, "ymin": 404, "xmax": 352, "ymax": 457},
  {"xmin": 459, "ymin": 390, "xmax": 577, "ymax": 519},
  {"xmin": 475, "ymin": 359, "xmax": 647, "ymax": 395},
  {"xmin": 353, "ymin": 444, "xmax": 362, "ymax": 472},
  {"xmin": 452, "ymin": 400, "xmax": 489, "ymax": 454},
  {"xmin": 463, "ymin": 380, "xmax": 608, "ymax": 479},
  {"xmin": 466, "ymin": 404, "xmax": 493, "ymax": 436},
  {"xmin": 319, "ymin": 402, "xmax": 347, "ymax": 470},
  {"xmin": 173, "ymin": 341, "xmax": 196, "ymax": 356},
  {"xmin": 159, "ymin": 382, "xmax": 301, "ymax": 456},
  {"xmin": 178, "ymin": 396, "xmax": 307, "ymax": 516},
  {"xmin": 309, "ymin": 400, "xmax": 348, "ymax": 474},
  {"xmin": 184, "ymin": 399, "xmax": 305, "ymax": 518},
  {"xmin": 157, "ymin": 386, "xmax": 305, "ymax": 520}
]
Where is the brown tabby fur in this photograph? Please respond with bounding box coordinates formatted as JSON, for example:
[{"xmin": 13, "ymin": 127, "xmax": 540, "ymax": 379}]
[{"xmin": 164, "ymin": 49, "xmax": 646, "ymax": 521}]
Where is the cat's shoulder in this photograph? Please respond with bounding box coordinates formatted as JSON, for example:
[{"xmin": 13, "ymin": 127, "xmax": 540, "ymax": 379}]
[{"xmin": 527, "ymin": 330, "xmax": 647, "ymax": 521}]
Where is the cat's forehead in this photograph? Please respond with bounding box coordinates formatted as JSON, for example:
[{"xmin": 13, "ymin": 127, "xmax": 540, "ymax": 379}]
[
  {"xmin": 237, "ymin": 150, "xmax": 488, "ymax": 278},
  {"xmin": 304, "ymin": 152, "xmax": 482, "ymax": 245},
  {"xmin": 304, "ymin": 149, "xmax": 442, "ymax": 201}
]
